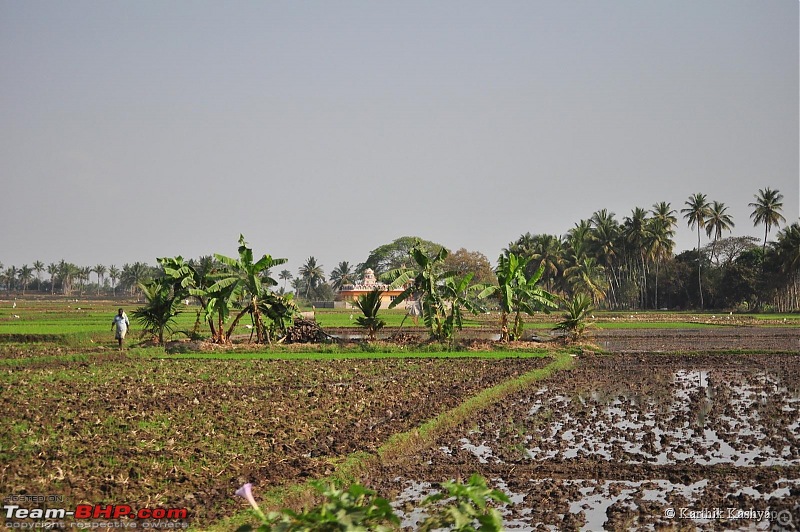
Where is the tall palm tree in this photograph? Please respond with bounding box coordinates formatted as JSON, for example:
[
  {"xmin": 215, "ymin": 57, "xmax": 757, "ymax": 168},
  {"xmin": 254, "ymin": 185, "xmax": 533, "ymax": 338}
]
[
  {"xmin": 3, "ymin": 266, "xmax": 12, "ymax": 292},
  {"xmin": 649, "ymin": 202, "xmax": 677, "ymax": 281},
  {"xmin": 623, "ymin": 207, "xmax": 651, "ymax": 308},
  {"xmin": 566, "ymin": 219, "xmax": 592, "ymax": 261},
  {"xmin": 94, "ymin": 264, "xmax": 107, "ymax": 294},
  {"xmin": 588, "ymin": 209, "xmax": 621, "ymax": 307},
  {"xmin": 564, "ymin": 257, "xmax": 607, "ymax": 305},
  {"xmin": 57, "ymin": 260, "xmax": 74, "ymax": 295},
  {"xmin": 298, "ymin": 257, "xmax": 325, "ymax": 299},
  {"xmin": 108, "ymin": 265, "xmax": 120, "ymax": 296},
  {"xmin": 775, "ymin": 223, "xmax": 800, "ymax": 275},
  {"xmin": 329, "ymin": 261, "xmax": 354, "ymax": 291},
  {"xmin": 5, "ymin": 266, "xmax": 17, "ymax": 292},
  {"xmin": 278, "ymin": 269, "xmax": 293, "ymax": 292},
  {"xmin": 646, "ymin": 213, "xmax": 676, "ymax": 310},
  {"xmin": 681, "ymin": 193, "xmax": 711, "ymax": 308},
  {"xmin": 121, "ymin": 262, "xmax": 151, "ymax": 296},
  {"xmin": 47, "ymin": 263, "xmax": 58, "ymax": 295},
  {"xmin": 33, "ymin": 261, "xmax": 44, "ymax": 290},
  {"xmin": 18, "ymin": 265, "xmax": 33, "ymax": 295},
  {"xmin": 749, "ymin": 187, "xmax": 786, "ymax": 253},
  {"xmin": 79, "ymin": 266, "xmax": 92, "ymax": 295},
  {"xmin": 705, "ymin": 201, "xmax": 735, "ymax": 264},
  {"xmin": 651, "ymin": 202, "xmax": 678, "ymax": 230},
  {"xmin": 529, "ymin": 234, "xmax": 564, "ymax": 292}
]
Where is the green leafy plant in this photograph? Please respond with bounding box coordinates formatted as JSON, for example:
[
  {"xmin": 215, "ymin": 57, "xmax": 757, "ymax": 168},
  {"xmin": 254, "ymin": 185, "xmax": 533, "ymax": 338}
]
[
  {"xmin": 235, "ymin": 481, "xmax": 399, "ymax": 532},
  {"xmin": 419, "ymin": 474, "xmax": 511, "ymax": 532},
  {"xmin": 480, "ymin": 252, "xmax": 556, "ymax": 342},
  {"xmin": 132, "ymin": 278, "xmax": 181, "ymax": 343},
  {"xmin": 353, "ymin": 289, "xmax": 386, "ymax": 341},
  {"xmin": 386, "ymin": 241, "xmax": 485, "ymax": 343},
  {"xmin": 233, "ymin": 475, "xmax": 512, "ymax": 532},
  {"xmin": 552, "ymin": 292, "xmax": 596, "ymax": 342},
  {"xmin": 257, "ymin": 292, "xmax": 298, "ymax": 343}
]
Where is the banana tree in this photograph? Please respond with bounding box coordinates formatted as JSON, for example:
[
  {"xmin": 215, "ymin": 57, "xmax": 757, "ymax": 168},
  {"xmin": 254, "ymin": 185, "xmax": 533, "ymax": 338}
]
[
  {"xmin": 481, "ymin": 252, "xmax": 556, "ymax": 341},
  {"xmin": 212, "ymin": 235, "xmax": 287, "ymax": 344},
  {"xmin": 386, "ymin": 243, "xmax": 451, "ymax": 341},
  {"xmin": 258, "ymin": 291, "xmax": 298, "ymax": 343},
  {"xmin": 439, "ymin": 272, "xmax": 486, "ymax": 346},
  {"xmin": 386, "ymin": 242, "xmax": 485, "ymax": 343},
  {"xmin": 159, "ymin": 256, "xmax": 218, "ymax": 340}
]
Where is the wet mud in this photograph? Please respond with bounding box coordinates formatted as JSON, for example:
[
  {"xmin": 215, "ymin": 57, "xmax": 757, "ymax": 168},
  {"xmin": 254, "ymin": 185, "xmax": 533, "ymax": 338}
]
[{"xmin": 369, "ymin": 352, "xmax": 800, "ymax": 531}]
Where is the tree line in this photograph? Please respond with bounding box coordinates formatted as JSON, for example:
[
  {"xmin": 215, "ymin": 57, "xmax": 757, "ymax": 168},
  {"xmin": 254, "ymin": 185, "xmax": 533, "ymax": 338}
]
[
  {"xmin": 2, "ymin": 188, "xmax": 797, "ymax": 312},
  {"xmin": 501, "ymin": 188, "xmax": 797, "ymax": 312}
]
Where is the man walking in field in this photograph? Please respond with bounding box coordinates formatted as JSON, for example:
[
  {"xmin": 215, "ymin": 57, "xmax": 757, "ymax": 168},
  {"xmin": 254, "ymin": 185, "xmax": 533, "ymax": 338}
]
[{"xmin": 111, "ymin": 308, "xmax": 130, "ymax": 350}]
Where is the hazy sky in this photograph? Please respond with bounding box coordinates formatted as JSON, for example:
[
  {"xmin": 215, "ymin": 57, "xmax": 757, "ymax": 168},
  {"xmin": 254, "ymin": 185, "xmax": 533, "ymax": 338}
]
[{"xmin": 1, "ymin": 1, "xmax": 797, "ymax": 277}]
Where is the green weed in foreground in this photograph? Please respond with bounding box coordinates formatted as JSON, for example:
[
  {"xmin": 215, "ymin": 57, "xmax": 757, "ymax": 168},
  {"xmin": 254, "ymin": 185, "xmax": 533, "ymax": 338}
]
[{"xmin": 235, "ymin": 474, "xmax": 508, "ymax": 532}]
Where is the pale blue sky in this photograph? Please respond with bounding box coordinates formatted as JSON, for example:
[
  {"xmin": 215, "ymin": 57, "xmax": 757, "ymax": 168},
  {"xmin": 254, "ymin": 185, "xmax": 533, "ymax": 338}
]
[{"xmin": 1, "ymin": 1, "xmax": 797, "ymax": 275}]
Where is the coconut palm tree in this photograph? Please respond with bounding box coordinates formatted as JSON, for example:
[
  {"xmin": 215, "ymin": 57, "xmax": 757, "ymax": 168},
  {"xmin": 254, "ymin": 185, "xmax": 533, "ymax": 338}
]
[
  {"xmin": 649, "ymin": 202, "xmax": 677, "ymax": 309},
  {"xmin": 646, "ymin": 219, "xmax": 676, "ymax": 310},
  {"xmin": 108, "ymin": 265, "xmax": 120, "ymax": 296},
  {"xmin": 57, "ymin": 260, "xmax": 77, "ymax": 295},
  {"xmin": 528, "ymin": 234, "xmax": 564, "ymax": 292},
  {"xmin": 121, "ymin": 262, "xmax": 151, "ymax": 296},
  {"xmin": 564, "ymin": 257, "xmax": 607, "ymax": 305},
  {"xmin": 18, "ymin": 265, "xmax": 33, "ymax": 295},
  {"xmin": 589, "ymin": 209, "xmax": 621, "ymax": 307},
  {"xmin": 623, "ymin": 207, "xmax": 651, "ymax": 308},
  {"xmin": 749, "ymin": 188, "xmax": 786, "ymax": 253},
  {"xmin": 775, "ymin": 223, "xmax": 800, "ymax": 275},
  {"xmin": 329, "ymin": 261, "xmax": 354, "ymax": 291},
  {"xmin": 33, "ymin": 261, "xmax": 44, "ymax": 290},
  {"xmin": 94, "ymin": 264, "xmax": 107, "ymax": 294},
  {"xmin": 47, "ymin": 263, "xmax": 58, "ymax": 294},
  {"xmin": 298, "ymin": 256, "xmax": 325, "ymax": 299},
  {"xmin": 4, "ymin": 266, "xmax": 17, "ymax": 292},
  {"xmin": 682, "ymin": 193, "xmax": 711, "ymax": 308},
  {"xmin": 705, "ymin": 201, "xmax": 735, "ymax": 264},
  {"xmin": 278, "ymin": 269, "xmax": 293, "ymax": 292}
]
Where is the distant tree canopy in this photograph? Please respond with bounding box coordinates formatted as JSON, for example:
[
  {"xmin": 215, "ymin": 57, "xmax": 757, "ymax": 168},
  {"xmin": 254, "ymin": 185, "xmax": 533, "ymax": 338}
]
[
  {"xmin": 359, "ymin": 236, "xmax": 445, "ymax": 277},
  {"xmin": 442, "ymin": 248, "xmax": 497, "ymax": 287}
]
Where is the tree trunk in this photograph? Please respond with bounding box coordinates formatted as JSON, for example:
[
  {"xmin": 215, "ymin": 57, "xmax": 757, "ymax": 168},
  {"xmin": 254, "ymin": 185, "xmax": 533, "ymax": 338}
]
[{"xmin": 697, "ymin": 226, "xmax": 704, "ymax": 309}]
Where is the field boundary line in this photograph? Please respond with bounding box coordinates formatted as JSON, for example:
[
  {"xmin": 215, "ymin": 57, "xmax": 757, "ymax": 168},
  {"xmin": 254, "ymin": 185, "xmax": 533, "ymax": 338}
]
[{"xmin": 208, "ymin": 350, "xmax": 574, "ymax": 531}]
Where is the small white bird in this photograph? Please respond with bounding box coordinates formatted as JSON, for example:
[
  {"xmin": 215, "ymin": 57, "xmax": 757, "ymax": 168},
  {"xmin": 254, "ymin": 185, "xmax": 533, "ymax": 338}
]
[
  {"xmin": 244, "ymin": 324, "xmax": 253, "ymax": 329},
  {"xmin": 12, "ymin": 301, "xmax": 16, "ymax": 309},
  {"xmin": 13, "ymin": 314, "xmax": 20, "ymax": 319}
]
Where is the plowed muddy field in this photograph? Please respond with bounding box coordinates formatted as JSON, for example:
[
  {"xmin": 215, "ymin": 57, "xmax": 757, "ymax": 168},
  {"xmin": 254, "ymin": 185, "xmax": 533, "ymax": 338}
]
[
  {"xmin": 370, "ymin": 351, "xmax": 800, "ymax": 531},
  {"xmin": 0, "ymin": 352, "xmax": 548, "ymax": 524}
]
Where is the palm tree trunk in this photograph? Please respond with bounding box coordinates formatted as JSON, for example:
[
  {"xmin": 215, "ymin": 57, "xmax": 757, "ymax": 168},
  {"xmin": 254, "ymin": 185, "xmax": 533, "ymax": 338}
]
[
  {"xmin": 654, "ymin": 258, "xmax": 660, "ymax": 310},
  {"xmin": 697, "ymin": 226, "xmax": 704, "ymax": 309}
]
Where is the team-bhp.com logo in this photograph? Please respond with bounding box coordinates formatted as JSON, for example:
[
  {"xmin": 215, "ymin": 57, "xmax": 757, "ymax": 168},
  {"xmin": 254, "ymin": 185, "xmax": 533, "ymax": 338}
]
[{"xmin": 4, "ymin": 503, "xmax": 189, "ymax": 528}]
